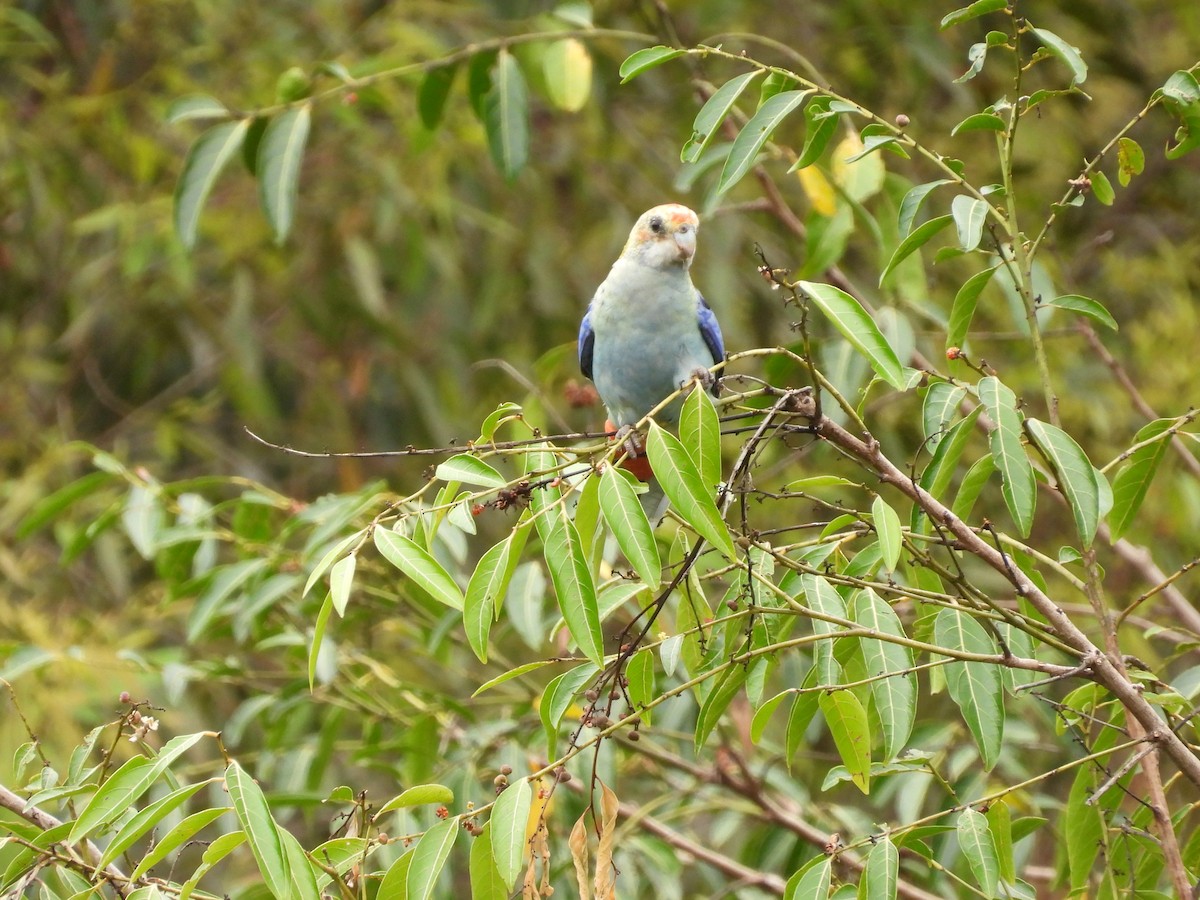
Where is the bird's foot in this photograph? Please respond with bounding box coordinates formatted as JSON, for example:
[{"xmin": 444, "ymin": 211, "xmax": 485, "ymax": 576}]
[
  {"xmin": 686, "ymin": 366, "xmax": 719, "ymax": 393},
  {"xmin": 611, "ymin": 423, "xmax": 644, "ymax": 459},
  {"xmin": 605, "ymin": 420, "xmax": 654, "ymax": 481}
]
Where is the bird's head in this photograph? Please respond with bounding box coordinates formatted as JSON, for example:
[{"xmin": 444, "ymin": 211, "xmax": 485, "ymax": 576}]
[{"xmin": 620, "ymin": 204, "xmax": 700, "ymax": 271}]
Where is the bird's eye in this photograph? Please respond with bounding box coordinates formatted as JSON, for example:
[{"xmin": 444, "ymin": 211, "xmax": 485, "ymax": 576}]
[
  {"xmin": 677, "ymin": 225, "xmax": 690, "ymax": 234},
  {"xmin": 649, "ymin": 216, "xmax": 664, "ymax": 234}
]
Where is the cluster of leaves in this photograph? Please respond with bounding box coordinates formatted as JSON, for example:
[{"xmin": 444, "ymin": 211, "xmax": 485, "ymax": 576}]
[
  {"xmin": 171, "ymin": 6, "xmax": 601, "ymax": 248},
  {"xmin": 6, "ymin": 1, "xmax": 1200, "ymax": 898}
]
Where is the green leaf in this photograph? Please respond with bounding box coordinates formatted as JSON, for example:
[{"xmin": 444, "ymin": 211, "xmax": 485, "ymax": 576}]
[
  {"xmin": 489, "ymin": 779, "xmax": 531, "ymax": 885},
  {"xmin": 377, "ymin": 783, "xmax": 455, "ymax": 816},
  {"xmin": 377, "ymin": 850, "xmax": 413, "ymax": 900},
  {"xmin": 1117, "ymin": 136, "xmax": 1145, "ymax": 186},
  {"xmin": 799, "ymin": 281, "xmax": 907, "ymax": 389},
  {"xmin": 870, "ymin": 496, "xmax": 903, "ymax": 573},
  {"xmin": 852, "ymin": 590, "xmax": 915, "ymax": 759},
  {"xmin": 174, "ymin": 118, "xmax": 251, "ymax": 250},
  {"xmin": 626, "ymin": 649, "xmax": 655, "ymax": 727},
  {"xmin": 303, "ymin": 531, "xmax": 361, "ymax": 597},
  {"xmin": 947, "ymin": 265, "xmax": 999, "ymax": 349},
  {"xmin": 1044, "ymin": 293, "xmax": 1117, "ymax": 330},
  {"xmin": 1110, "ymin": 419, "xmax": 1173, "ymax": 540},
  {"xmin": 1029, "ymin": 26, "xmax": 1088, "ymax": 86},
  {"xmin": 166, "ymin": 94, "xmax": 229, "ymax": 124},
  {"xmin": 435, "ymin": 453, "xmax": 507, "ymax": 488},
  {"xmin": 129, "ymin": 808, "xmax": 230, "ymax": 880},
  {"xmin": 280, "ymin": 827, "xmax": 322, "ymax": 900},
  {"xmin": 1091, "ymin": 170, "xmax": 1115, "ymax": 205},
  {"xmin": 188, "ymin": 557, "xmax": 271, "ymax": 643},
  {"xmin": 1164, "ymin": 70, "xmax": 1200, "ymax": 104},
  {"xmin": 308, "ymin": 592, "xmax": 334, "ymax": 689},
  {"xmin": 1026, "ymin": 418, "xmax": 1100, "ymax": 548},
  {"xmin": 618, "ymin": 45, "xmax": 685, "ymax": 82},
  {"xmin": 373, "ymin": 527, "xmax": 464, "ymax": 610},
  {"xmin": 951, "ymin": 112, "xmax": 1005, "ymax": 135},
  {"xmin": 987, "ymin": 801, "xmax": 1016, "ymax": 886},
  {"xmin": 695, "ymin": 664, "xmax": 750, "ymax": 751},
  {"xmin": 257, "ymin": 103, "xmax": 311, "ymax": 244},
  {"xmin": 863, "ymin": 836, "xmax": 899, "ymax": 900},
  {"xmin": 717, "ymin": 89, "xmax": 811, "ymax": 195},
  {"xmin": 540, "ymin": 663, "xmax": 598, "ymax": 757},
  {"xmin": 952, "ymin": 455, "xmax": 995, "ymax": 521},
  {"xmin": 178, "ymin": 832, "xmax": 248, "ymax": 898},
  {"xmin": 470, "ymin": 824, "xmax": 508, "ymax": 900},
  {"xmin": 819, "ymin": 690, "xmax": 870, "ymax": 793},
  {"xmin": 406, "ymin": 817, "xmax": 459, "ymax": 900},
  {"xmin": 785, "ymin": 855, "xmax": 832, "ymax": 899},
  {"xmin": 463, "ymin": 538, "xmax": 511, "ymax": 662},
  {"xmin": 955, "ymin": 41, "xmax": 990, "ymax": 83},
  {"xmin": 478, "ymin": 401, "xmax": 523, "ymax": 442},
  {"xmin": 1164, "ymin": 96, "xmax": 1200, "ymax": 160},
  {"xmin": 897, "ymin": 178, "xmax": 952, "ymax": 236},
  {"xmin": 241, "ymin": 117, "xmax": 268, "ymax": 176},
  {"xmin": 940, "ymin": 0, "xmax": 1008, "ymax": 29},
  {"xmin": 682, "ymin": 70, "xmax": 763, "ymax": 163},
  {"xmin": 309, "ymin": 838, "xmax": 370, "ymax": 892},
  {"xmin": 68, "ymin": 756, "xmax": 154, "ymax": 844},
  {"xmin": 97, "ymin": 780, "xmax": 210, "ymax": 869},
  {"xmin": 922, "ymin": 382, "xmax": 967, "ymax": 449},
  {"xmin": 598, "ymin": 467, "xmax": 661, "ymax": 590},
  {"xmin": 801, "ymin": 572, "xmax": 847, "ymax": 654},
  {"xmin": 790, "ymin": 94, "xmax": 839, "ymax": 170},
  {"xmin": 758, "ymin": 71, "xmax": 799, "ymax": 107},
  {"xmin": 978, "ymin": 376, "xmax": 1035, "ymax": 537},
  {"xmin": 935, "ymin": 608, "xmax": 1003, "ymax": 770},
  {"xmin": 226, "ymin": 760, "xmax": 292, "ymax": 898},
  {"xmin": 1064, "ymin": 741, "xmax": 1111, "ymax": 892},
  {"xmin": 957, "ymin": 808, "xmax": 1000, "ymax": 896},
  {"xmin": 16, "ymin": 471, "xmax": 115, "ymax": 539},
  {"xmin": 472, "ymin": 659, "xmax": 555, "ymax": 696},
  {"xmin": 329, "ymin": 553, "xmax": 355, "ymax": 616},
  {"xmin": 679, "ymin": 383, "xmax": 722, "ymax": 491},
  {"xmin": 844, "ymin": 127, "xmax": 908, "ymax": 162},
  {"xmin": 483, "ymin": 50, "xmax": 529, "ymax": 180},
  {"xmin": 950, "ymin": 195, "xmax": 988, "ymax": 251},
  {"xmin": 751, "ymin": 690, "xmax": 792, "ymax": 743},
  {"xmin": 543, "ymin": 38, "xmax": 591, "ymax": 112},
  {"xmin": 878, "ymin": 215, "xmax": 953, "ymax": 285},
  {"xmin": 646, "ymin": 423, "xmax": 737, "ymax": 560},
  {"xmin": 122, "ymin": 483, "xmax": 163, "ymax": 560},
  {"xmin": 418, "ymin": 64, "xmax": 457, "ymax": 130},
  {"xmin": 785, "ymin": 475, "xmax": 860, "ymax": 492},
  {"xmin": 543, "ymin": 506, "xmax": 604, "ymax": 666}
]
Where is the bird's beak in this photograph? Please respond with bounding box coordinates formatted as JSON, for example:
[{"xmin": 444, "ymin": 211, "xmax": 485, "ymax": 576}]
[{"xmin": 674, "ymin": 230, "xmax": 696, "ymax": 262}]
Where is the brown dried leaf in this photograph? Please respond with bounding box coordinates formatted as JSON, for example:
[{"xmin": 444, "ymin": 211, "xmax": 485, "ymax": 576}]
[
  {"xmin": 594, "ymin": 782, "xmax": 620, "ymax": 899},
  {"xmin": 569, "ymin": 813, "xmax": 591, "ymax": 900}
]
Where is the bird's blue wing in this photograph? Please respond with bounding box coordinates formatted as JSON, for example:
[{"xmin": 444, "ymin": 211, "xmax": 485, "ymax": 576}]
[
  {"xmin": 697, "ymin": 293, "xmax": 725, "ymax": 367},
  {"xmin": 578, "ymin": 305, "xmax": 595, "ymax": 380}
]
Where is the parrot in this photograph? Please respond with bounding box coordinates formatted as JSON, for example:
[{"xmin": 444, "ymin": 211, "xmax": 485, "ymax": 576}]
[{"xmin": 577, "ymin": 203, "xmax": 725, "ymax": 485}]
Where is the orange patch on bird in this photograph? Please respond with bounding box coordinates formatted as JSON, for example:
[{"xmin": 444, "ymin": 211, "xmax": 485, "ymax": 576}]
[{"xmin": 620, "ymin": 455, "xmax": 654, "ymax": 482}]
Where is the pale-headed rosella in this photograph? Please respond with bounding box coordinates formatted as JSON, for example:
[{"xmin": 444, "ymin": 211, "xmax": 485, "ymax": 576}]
[{"xmin": 578, "ymin": 204, "xmax": 725, "ymax": 480}]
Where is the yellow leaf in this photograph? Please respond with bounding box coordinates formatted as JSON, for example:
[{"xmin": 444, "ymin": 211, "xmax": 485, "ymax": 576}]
[
  {"xmin": 544, "ymin": 39, "xmax": 592, "ymax": 112},
  {"xmin": 797, "ymin": 165, "xmax": 837, "ymax": 217},
  {"xmin": 832, "ymin": 132, "xmax": 884, "ymax": 203}
]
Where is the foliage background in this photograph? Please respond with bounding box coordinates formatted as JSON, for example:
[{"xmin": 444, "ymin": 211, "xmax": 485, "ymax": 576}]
[{"xmin": 3, "ymin": 0, "xmax": 1200, "ymax": 896}]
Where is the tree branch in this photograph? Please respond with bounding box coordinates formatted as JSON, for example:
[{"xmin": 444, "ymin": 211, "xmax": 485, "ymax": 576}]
[{"xmin": 0, "ymin": 782, "xmax": 133, "ymax": 897}]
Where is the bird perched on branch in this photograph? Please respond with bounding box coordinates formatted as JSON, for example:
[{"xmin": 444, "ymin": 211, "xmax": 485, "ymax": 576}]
[{"xmin": 578, "ymin": 203, "xmax": 725, "ymax": 481}]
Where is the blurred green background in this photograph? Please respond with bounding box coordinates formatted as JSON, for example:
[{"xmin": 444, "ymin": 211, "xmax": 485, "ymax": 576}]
[{"xmin": 3, "ymin": 0, "xmax": 1200, "ymax": 885}]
